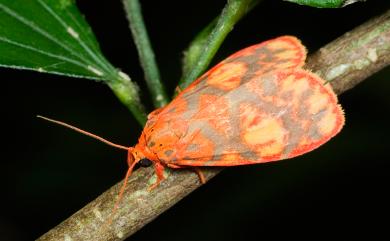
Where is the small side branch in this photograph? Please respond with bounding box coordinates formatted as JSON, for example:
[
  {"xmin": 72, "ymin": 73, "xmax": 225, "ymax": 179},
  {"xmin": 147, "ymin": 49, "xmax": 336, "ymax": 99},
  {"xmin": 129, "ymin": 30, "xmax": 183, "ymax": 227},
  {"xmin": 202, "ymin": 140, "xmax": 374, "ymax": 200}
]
[
  {"xmin": 37, "ymin": 9, "xmax": 390, "ymax": 241},
  {"xmin": 122, "ymin": 0, "xmax": 169, "ymax": 108},
  {"xmin": 179, "ymin": 0, "xmax": 261, "ymax": 90}
]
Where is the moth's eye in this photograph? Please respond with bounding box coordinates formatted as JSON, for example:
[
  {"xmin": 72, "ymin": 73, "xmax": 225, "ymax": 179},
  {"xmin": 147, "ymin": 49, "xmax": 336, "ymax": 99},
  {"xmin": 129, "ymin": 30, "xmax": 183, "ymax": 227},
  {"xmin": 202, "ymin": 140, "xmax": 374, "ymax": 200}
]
[{"xmin": 138, "ymin": 158, "xmax": 153, "ymax": 167}]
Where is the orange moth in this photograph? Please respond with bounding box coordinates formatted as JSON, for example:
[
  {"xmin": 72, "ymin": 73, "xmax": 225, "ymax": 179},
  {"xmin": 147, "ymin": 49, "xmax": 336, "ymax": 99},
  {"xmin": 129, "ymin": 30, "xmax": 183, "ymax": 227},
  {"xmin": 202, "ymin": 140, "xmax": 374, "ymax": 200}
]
[
  {"xmin": 40, "ymin": 36, "xmax": 344, "ymax": 191},
  {"xmin": 129, "ymin": 35, "xmax": 344, "ymax": 188}
]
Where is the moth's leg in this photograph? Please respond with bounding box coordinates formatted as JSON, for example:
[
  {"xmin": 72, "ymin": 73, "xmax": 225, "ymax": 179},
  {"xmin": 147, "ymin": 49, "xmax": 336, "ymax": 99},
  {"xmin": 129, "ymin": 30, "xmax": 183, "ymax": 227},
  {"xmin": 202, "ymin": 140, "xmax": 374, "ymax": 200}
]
[
  {"xmin": 167, "ymin": 163, "xmax": 206, "ymax": 184},
  {"xmin": 166, "ymin": 163, "xmax": 182, "ymax": 168},
  {"xmin": 148, "ymin": 162, "xmax": 165, "ymax": 191},
  {"xmin": 193, "ymin": 167, "xmax": 206, "ymax": 184}
]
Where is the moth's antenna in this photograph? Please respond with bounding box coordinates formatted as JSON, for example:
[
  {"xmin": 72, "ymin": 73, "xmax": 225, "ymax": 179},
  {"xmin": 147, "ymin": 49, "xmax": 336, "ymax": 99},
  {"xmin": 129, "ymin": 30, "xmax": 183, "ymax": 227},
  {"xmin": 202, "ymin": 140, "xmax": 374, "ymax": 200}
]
[{"xmin": 37, "ymin": 115, "xmax": 129, "ymax": 151}]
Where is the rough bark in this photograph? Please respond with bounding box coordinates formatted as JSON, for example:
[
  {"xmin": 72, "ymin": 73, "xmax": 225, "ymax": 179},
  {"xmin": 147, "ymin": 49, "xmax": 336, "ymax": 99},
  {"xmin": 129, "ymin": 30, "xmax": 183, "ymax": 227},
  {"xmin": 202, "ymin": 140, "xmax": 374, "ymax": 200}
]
[{"xmin": 38, "ymin": 9, "xmax": 390, "ymax": 241}]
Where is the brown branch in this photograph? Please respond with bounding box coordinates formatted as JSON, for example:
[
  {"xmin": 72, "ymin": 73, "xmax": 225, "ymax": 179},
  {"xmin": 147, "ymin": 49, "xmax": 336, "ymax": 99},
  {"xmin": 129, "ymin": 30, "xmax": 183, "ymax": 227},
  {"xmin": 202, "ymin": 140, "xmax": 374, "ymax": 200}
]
[
  {"xmin": 306, "ymin": 9, "xmax": 390, "ymax": 94},
  {"xmin": 37, "ymin": 9, "xmax": 390, "ymax": 241}
]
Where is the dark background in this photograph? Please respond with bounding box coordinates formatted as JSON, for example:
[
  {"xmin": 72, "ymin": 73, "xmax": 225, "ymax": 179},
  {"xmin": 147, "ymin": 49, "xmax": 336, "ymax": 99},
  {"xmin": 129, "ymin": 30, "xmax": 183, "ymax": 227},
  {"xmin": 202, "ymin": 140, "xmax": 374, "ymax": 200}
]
[{"xmin": 1, "ymin": 0, "xmax": 390, "ymax": 240}]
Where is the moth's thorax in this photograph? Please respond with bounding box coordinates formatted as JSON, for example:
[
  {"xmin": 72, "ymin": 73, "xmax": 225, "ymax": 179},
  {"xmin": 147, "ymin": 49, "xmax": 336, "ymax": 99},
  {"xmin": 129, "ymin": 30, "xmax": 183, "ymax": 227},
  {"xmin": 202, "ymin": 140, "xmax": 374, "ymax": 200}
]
[
  {"xmin": 133, "ymin": 141, "xmax": 155, "ymax": 164},
  {"xmin": 140, "ymin": 116, "xmax": 185, "ymax": 163},
  {"xmin": 131, "ymin": 130, "xmax": 153, "ymax": 161}
]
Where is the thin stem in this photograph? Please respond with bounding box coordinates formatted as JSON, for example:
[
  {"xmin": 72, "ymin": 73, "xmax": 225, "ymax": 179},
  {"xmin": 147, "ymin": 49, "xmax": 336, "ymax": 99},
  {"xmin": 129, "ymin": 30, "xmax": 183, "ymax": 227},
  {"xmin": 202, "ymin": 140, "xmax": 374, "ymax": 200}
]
[
  {"xmin": 178, "ymin": 0, "xmax": 261, "ymax": 90},
  {"xmin": 122, "ymin": 0, "xmax": 169, "ymax": 108},
  {"xmin": 37, "ymin": 9, "xmax": 390, "ymax": 241},
  {"xmin": 181, "ymin": 18, "xmax": 217, "ymax": 82}
]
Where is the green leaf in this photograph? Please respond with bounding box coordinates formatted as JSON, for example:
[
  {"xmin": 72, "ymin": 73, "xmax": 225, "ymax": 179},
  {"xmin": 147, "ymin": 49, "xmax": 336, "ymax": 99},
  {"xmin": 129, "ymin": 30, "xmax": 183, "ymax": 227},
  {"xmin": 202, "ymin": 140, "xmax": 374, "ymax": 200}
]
[
  {"xmin": 0, "ymin": 0, "xmax": 148, "ymax": 125},
  {"xmin": 284, "ymin": 0, "xmax": 365, "ymax": 8},
  {"xmin": 0, "ymin": 0, "xmax": 119, "ymax": 80}
]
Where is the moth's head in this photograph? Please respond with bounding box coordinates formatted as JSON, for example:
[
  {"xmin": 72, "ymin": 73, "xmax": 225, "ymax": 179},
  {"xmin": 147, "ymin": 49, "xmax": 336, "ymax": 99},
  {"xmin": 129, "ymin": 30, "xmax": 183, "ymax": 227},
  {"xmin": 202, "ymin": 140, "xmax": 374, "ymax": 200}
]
[
  {"xmin": 128, "ymin": 144, "xmax": 154, "ymax": 169},
  {"xmin": 127, "ymin": 146, "xmax": 140, "ymax": 166}
]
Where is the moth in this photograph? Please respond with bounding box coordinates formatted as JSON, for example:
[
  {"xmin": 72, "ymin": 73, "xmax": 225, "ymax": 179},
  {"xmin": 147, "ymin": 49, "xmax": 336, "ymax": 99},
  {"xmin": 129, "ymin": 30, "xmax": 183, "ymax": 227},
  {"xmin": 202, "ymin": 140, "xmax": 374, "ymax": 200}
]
[
  {"xmin": 131, "ymin": 35, "xmax": 344, "ymax": 188},
  {"xmin": 41, "ymin": 36, "xmax": 344, "ymax": 190}
]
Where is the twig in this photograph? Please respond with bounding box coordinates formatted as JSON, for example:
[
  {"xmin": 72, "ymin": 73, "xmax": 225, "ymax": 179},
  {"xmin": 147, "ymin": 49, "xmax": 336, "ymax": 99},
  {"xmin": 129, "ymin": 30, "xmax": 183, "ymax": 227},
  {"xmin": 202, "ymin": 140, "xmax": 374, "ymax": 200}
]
[
  {"xmin": 179, "ymin": 0, "xmax": 261, "ymax": 90},
  {"xmin": 37, "ymin": 9, "xmax": 390, "ymax": 241},
  {"xmin": 122, "ymin": 0, "xmax": 168, "ymax": 108},
  {"xmin": 122, "ymin": 0, "xmax": 169, "ymax": 108}
]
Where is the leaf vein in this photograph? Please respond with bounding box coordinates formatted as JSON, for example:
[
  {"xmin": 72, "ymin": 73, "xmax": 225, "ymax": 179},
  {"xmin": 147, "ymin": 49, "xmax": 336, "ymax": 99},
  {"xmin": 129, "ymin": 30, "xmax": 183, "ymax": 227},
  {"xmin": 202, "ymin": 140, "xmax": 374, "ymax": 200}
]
[
  {"xmin": 0, "ymin": 36, "xmax": 89, "ymax": 69},
  {"xmin": 0, "ymin": 3, "xmax": 105, "ymax": 77},
  {"xmin": 36, "ymin": 0, "xmax": 114, "ymax": 76}
]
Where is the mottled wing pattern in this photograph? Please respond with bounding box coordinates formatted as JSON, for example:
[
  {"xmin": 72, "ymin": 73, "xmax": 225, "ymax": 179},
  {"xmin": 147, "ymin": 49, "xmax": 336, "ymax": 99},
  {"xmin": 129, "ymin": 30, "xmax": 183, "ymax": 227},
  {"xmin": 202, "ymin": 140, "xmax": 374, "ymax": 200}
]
[
  {"xmin": 168, "ymin": 69, "xmax": 343, "ymax": 166},
  {"xmin": 143, "ymin": 36, "xmax": 344, "ymax": 166},
  {"xmin": 189, "ymin": 35, "xmax": 306, "ymax": 89},
  {"xmin": 156, "ymin": 36, "xmax": 307, "ymax": 123}
]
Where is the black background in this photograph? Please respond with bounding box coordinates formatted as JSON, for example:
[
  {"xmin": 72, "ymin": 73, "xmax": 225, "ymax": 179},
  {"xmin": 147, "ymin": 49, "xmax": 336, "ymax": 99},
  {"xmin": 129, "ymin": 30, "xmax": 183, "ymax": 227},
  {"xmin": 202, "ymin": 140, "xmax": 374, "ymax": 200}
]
[{"xmin": 1, "ymin": 0, "xmax": 390, "ymax": 240}]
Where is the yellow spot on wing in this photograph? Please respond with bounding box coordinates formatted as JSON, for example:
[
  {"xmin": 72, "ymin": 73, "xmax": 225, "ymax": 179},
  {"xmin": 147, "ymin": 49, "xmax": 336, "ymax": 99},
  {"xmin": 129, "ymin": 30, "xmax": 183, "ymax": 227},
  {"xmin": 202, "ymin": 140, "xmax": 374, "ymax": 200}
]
[
  {"xmin": 207, "ymin": 62, "xmax": 246, "ymax": 91},
  {"xmin": 244, "ymin": 118, "xmax": 286, "ymax": 145},
  {"xmin": 259, "ymin": 141, "xmax": 285, "ymax": 157},
  {"xmin": 307, "ymin": 91, "xmax": 329, "ymax": 114},
  {"xmin": 267, "ymin": 40, "xmax": 291, "ymax": 51},
  {"xmin": 281, "ymin": 75, "xmax": 310, "ymax": 97},
  {"xmin": 275, "ymin": 49, "xmax": 297, "ymax": 61},
  {"xmin": 271, "ymin": 60, "xmax": 297, "ymax": 69},
  {"xmin": 221, "ymin": 153, "xmax": 242, "ymax": 162},
  {"xmin": 241, "ymin": 105, "xmax": 287, "ymax": 158},
  {"xmin": 318, "ymin": 109, "xmax": 337, "ymax": 136}
]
